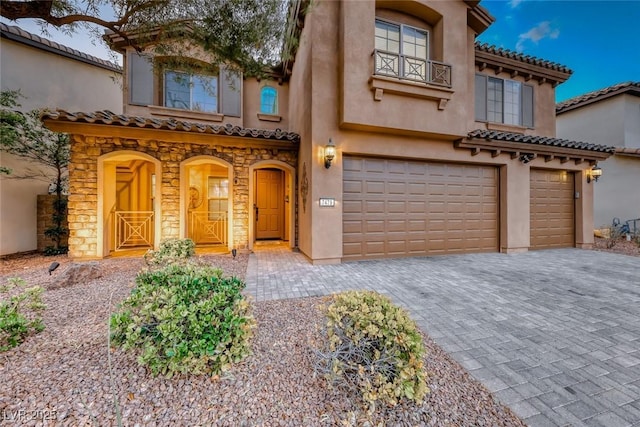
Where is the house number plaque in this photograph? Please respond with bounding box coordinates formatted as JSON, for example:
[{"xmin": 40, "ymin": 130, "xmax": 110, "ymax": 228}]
[{"xmin": 319, "ymin": 198, "xmax": 335, "ymax": 207}]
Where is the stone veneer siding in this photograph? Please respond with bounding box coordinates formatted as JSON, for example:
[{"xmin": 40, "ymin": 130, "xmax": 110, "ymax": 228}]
[
  {"xmin": 37, "ymin": 194, "xmax": 69, "ymax": 252},
  {"xmin": 68, "ymin": 135, "xmax": 297, "ymax": 258}
]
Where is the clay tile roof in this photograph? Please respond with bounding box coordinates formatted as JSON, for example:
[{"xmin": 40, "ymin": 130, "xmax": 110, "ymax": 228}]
[
  {"xmin": 556, "ymin": 81, "xmax": 640, "ymax": 114},
  {"xmin": 474, "ymin": 42, "xmax": 572, "ymax": 74},
  {"xmin": 0, "ymin": 22, "xmax": 121, "ymax": 73},
  {"xmin": 615, "ymin": 148, "xmax": 640, "ymax": 158},
  {"xmin": 467, "ymin": 129, "xmax": 616, "ymax": 153},
  {"xmin": 41, "ymin": 110, "xmax": 301, "ymax": 143}
]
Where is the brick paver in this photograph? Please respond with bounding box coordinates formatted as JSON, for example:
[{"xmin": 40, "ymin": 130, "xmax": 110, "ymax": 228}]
[{"xmin": 245, "ymin": 247, "xmax": 640, "ymax": 426}]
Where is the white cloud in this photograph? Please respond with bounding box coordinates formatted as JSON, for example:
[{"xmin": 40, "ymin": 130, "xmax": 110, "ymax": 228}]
[
  {"xmin": 516, "ymin": 21, "xmax": 560, "ymax": 52},
  {"xmin": 509, "ymin": 0, "xmax": 525, "ymax": 8}
]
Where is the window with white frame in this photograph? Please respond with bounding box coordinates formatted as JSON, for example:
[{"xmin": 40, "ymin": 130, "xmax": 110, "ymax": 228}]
[
  {"xmin": 374, "ymin": 18, "xmax": 428, "ymax": 82},
  {"xmin": 476, "ymin": 74, "xmax": 534, "ymax": 127},
  {"xmin": 260, "ymin": 86, "xmax": 278, "ymax": 115},
  {"xmin": 164, "ymin": 70, "xmax": 218, "ymax": 113}
]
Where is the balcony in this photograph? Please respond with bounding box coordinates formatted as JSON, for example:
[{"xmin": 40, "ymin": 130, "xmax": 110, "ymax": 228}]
[{"xmin": 373, "ymin": 49, "xmax": 452, "ymax": 87}]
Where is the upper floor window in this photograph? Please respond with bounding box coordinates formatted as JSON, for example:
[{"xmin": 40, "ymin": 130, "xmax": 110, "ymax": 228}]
[
  {"xmin": 375, "ymin": 19, "xmax": 428, "ymax": 81},
  {"xmin": 164, "ymin": 70, "xmax": 218, "ymax": 113},
  {"xmin": 373, "ymin": 18, "xmax": 451, "ymax": 87},
  {"xmin": 260, "ymin": 86, "xmax": 278, "ymax": 115},
  {"xmin": 476, "ymin": 74, "xmax": 534, "ymax": 127}
]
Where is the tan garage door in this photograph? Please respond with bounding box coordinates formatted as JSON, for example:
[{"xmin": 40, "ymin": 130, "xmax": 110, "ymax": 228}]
[
  {"xmin": 343, "ymin": 156, "xmax": 499, "ymax": 260},
  {"xmin": 530, "ymin": 169, "xmax": 575, "ymax": 249}
]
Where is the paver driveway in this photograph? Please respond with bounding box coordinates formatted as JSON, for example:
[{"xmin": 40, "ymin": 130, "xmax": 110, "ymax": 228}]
[{"xmin": 245, "ymin": 247, "xmax": 640, "ymax": 427}]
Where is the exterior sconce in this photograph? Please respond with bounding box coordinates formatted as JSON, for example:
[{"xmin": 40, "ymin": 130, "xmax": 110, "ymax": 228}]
[
  {"xmin": 324, "ymin": 138, "xmax": 336, "ymax": 169},
  {"xmin": 519, "ymin": 153, "xmax": 535, "ymax": 164},
  {"xmin": 587, "ymin": 164, "xmax": 602, "ymax": 183}
]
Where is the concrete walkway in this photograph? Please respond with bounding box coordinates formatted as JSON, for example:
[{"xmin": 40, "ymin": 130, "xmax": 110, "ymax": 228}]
[{"xmin": 245, "ymin": 247, "xmax": 640, "ymax": 427}]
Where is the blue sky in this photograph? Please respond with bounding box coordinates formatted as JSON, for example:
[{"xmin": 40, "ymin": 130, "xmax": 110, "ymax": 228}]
[
  {"xmin": 2, "ymin": 1, "xmax": 639, "ymax": 102},
  {"xmin": 478, "ymin": 0, "xmax": 640, "ymax": 101}
]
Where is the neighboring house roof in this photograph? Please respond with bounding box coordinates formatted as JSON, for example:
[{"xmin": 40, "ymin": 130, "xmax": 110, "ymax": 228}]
[
  {"xmin": 41, "ymin": 110, "xmax": 301, "ymax": 143},
  {"xmin": 615, "ymin": 148, "xmax": 640, "ymax": 158},
  {"xmin": 0, "ymin": 22, "xmax": 122, "ymax": 73},
  {"xmin": 556, "ymin": 81, "xmax": 640, "ymax": 114},
  {"xmin": 474, "ymin": 42, "xmax": 572, "ymax": 87}
]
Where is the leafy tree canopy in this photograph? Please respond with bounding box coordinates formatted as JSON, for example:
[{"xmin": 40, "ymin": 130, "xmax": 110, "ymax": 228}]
[{"xmin": 0, "ymin": 0, "xmax": 293, "ymax": 76}]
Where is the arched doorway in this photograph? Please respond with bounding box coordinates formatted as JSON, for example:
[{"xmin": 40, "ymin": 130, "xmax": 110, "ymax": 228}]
[
  {"xmin": 98, "ymin": 151, "xmax": 161, "ymax": 257},
  {"xmin": 181, "ymin": 157, "xmax": 233, "ymax": 249},
  {"xmin": 249, "ymin": 160, "xmax": 295, "ymax": 250}
]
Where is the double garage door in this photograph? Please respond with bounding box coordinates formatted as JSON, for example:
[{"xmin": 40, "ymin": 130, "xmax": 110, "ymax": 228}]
[
  {"xmin": 343, "ymin": 157, "xmax": 575, "ymax": 260},
  {"xmin": 343, "ymin": 156, "xmax": 499, "ymax": 260}
]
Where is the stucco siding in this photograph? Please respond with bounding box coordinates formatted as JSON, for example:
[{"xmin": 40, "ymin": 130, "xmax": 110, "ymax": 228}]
[
  {"xmin": 556, "ymin": 97, "xmax": 626, "ymax": 147},
  {"xmin": 593, "ymin": 155, "xmax": 640, "ymax": 227},
  {"xmin": 0, "ymin": 36, "xmax": 122, "ymax": 256},
  {"xmin": 624, "ymin": 95, "xmax": 640, "ymax": 148}
]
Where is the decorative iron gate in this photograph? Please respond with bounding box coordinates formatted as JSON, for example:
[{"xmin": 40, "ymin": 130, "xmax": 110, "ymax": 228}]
[
  {"xmin": 113, "ymin": 211, "xmax": 154, "ymax": 250},
  {"xmin": 189, "ymin": 211, "xmax": 228, "ymax": 245}
]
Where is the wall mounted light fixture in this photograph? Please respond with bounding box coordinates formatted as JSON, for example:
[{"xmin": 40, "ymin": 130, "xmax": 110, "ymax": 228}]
[
  {"xmin": 587, "ymin": 164, "xmax": 602, "ymax": 183},
  {"xmin": 519, "ymin": 153, "xmax": 535, "ymax": 164},
  {"xmin": 324, "ymin": 138, "xmax": 336, "ymax": 169}
]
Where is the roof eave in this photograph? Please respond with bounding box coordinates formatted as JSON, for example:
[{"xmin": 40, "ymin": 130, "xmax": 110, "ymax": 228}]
[
  {"xmin": 468, "ymin": 4, "xmax": 495, "ymax": 36},
  {"xmin": 475, "ymin": 50, "xmax": 572, "ymax": 86},
  {"xmin": 1, "ymin": 23, "xmax": 121, "ymax": 73},
  {"xmin": 556, "ymin": 86, "xmax": 640, "ymax": 114},
  {"xmin": 458, "ymin": 130, "xmax": 616, "ymax": 163}
]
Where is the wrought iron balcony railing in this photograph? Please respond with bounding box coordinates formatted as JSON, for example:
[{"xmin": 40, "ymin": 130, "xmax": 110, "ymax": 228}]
[{"xmin": 373, "ymin": 49, "xmax": 452, "ymax": 88}]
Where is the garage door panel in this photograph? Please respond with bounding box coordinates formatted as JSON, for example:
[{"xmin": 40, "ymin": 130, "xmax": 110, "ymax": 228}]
[
  {"xmin": 343, "ymin": 156, "xmax": 498, "ymax": 260},
  {"xmin": 365, "ymin": 220, "xmax": 384, "ymax": 233},
  {"xmin": 530, "ymin": 169, "xmax": 574, "ymax": 249},
  {"xmin": 366, "ymin": 201, "xmax": 385, "ymax": 213}
]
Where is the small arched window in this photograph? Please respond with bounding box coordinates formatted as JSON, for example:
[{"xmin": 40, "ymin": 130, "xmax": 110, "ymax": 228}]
[{"xmin": 260, "ymin": 86, "xmax": 278, "ymax": 115}]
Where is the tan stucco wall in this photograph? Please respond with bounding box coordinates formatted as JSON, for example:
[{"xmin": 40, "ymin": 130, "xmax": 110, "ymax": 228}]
[
  {"xmin": 340, "ymin": 0, "xmax": 473, "ymax": 138},
  {"xmin": 557, "ymin": 95, "xmax": 640, "ymax": 227},
  {"xmin": 557, "ymin": 95, "xmax": 640, "ymax": 148},
  {"xmin": 121, "ymin": 46, "xmax": 290, "ymax": 131},
  {"xmin": 291, "ymin": 0, "xmax": 594, "ymax": 263},
  {"xmin": 0, "ymin": 37, "xmax": 121, "ymax": 255},
  {"xmin": 288, "ymin": 13, "xmax": 314, "ymax": 258},
  {"xmin": 243, "ymin": 79, "xmax": 290, "ymax": 130},
  {"xmin": 593, "ymin": 155, "xmax": 640, "ymax": 227}
]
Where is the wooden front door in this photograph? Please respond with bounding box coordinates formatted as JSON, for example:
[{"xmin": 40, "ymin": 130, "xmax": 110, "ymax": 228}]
[{"xmin": 255, "ymin": 169, "xmax": 284, "ymax": 239}]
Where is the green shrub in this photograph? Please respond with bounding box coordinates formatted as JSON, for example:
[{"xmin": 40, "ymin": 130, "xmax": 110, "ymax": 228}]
[
  {"xmin": 0, "ymin": 278, "xmax": 46, "ymax": 352},
  {"xmin": 315, "ymin": 290, "xmax": 428, "ymax": 410},
  {"xmin": 143, "ymin": 238, "xmax": 196, "ymax": 267},
  {"xmin": 110, "ymin": 264, "xmax": 254, "ymax": 377}
]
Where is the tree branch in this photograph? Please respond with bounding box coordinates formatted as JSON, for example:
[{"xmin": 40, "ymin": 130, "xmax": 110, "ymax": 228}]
[{"xmin": 0, "ymin": 1, "xmax": 54, "ymax": 21}]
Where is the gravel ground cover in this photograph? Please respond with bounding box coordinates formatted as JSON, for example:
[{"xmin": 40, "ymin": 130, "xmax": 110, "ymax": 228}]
[
  {"xmin": 1, "ymin": 252, "xmax": 525, "ymax": 426},
  {"xmin": 593, "ymin": 236, "xmax": 640, "ymax": 257}
]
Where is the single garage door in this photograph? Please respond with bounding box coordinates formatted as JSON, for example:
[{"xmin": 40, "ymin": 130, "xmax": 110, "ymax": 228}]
[
  {"xmin": 343, "ymin": 156, "xmax": 499, "ymax": 260},
  {"xmin": 530, "ymin": 169, "xmax": 575, "ymax": 249}
]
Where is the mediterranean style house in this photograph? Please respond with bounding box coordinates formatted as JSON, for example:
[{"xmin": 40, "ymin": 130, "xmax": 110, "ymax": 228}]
[
  {"xmin": 41, "ymin": 0, "xmax": 615, "ymax": 262},
  {"xmin": 556, "ymin": 82, "xmax": 640, "ymax": 229},
  {"xmin": 0, "ymin": 23, "xmax": 122, "ymax": 256}
]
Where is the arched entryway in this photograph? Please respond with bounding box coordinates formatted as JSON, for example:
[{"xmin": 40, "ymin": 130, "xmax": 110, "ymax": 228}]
[
  {"xmin": 97, "ymin": 151, "xmax": 161, "ymax": 257},
  {"xmin": 180, "ymin": 156, "xmax": 233, "ymax": 250},
  {"xmin": 249, "ymin": 160, "xmax": 295, "ymax": 250}
]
